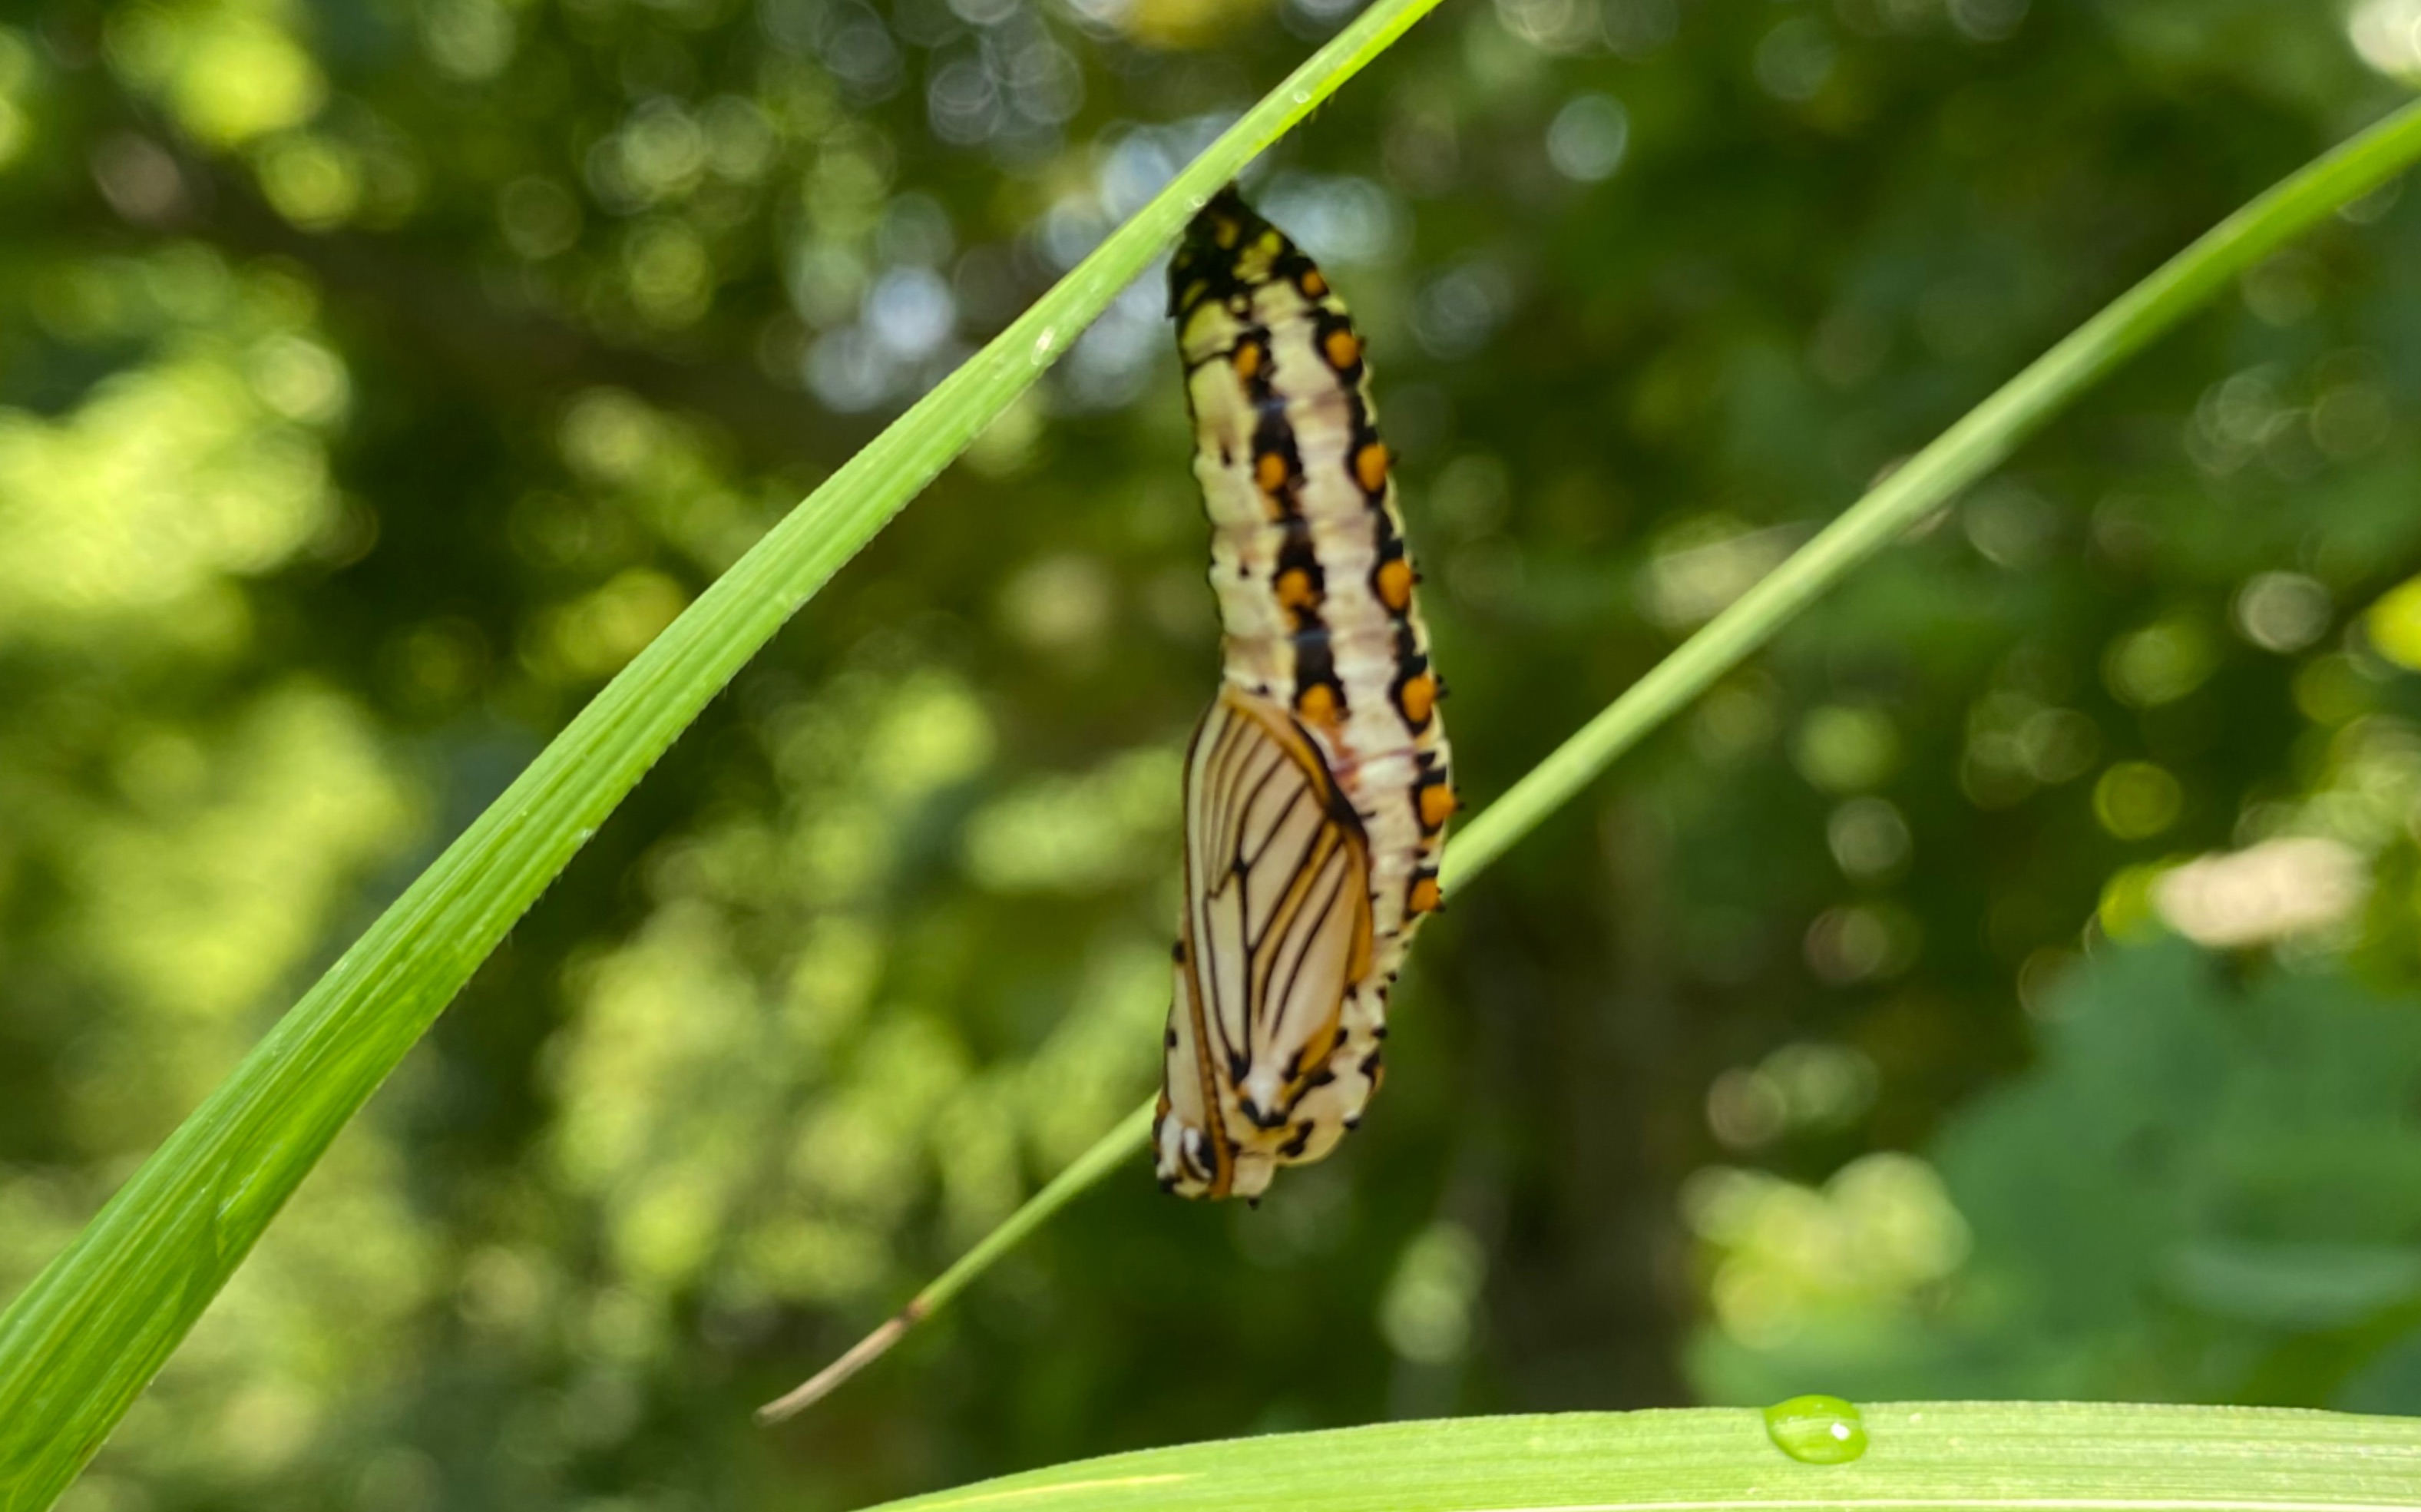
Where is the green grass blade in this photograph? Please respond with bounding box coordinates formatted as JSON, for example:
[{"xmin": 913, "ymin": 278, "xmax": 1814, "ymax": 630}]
[
  {"xmin": 1444, "ymin": 96, "xmax": 2421, "ymax": 883},
  {"xmin": 0, "ymin": 1, "xmax": 1454, "ymax": 1500},
  {"xmin": 756, "ymin": 1100, "xmax": 1159, "ymax": 1424},
  {"xmin": 763, "ymin": 97, "xmax": 2421, "ymax": 1418},
  {"xmin": 858, "ymin": 1404, "xmax": 2421, "ymax": 1511}
]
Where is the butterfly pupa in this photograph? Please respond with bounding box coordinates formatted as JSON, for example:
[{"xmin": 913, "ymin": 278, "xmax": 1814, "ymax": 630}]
[{"xmin": 1154, "ymin": 187, "xmax": 1454, "ymax": 1201}]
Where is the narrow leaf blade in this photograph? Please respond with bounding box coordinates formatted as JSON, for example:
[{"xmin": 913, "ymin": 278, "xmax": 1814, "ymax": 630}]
[{"xmin": 0, "ymin": 0, "xmax": 1451, "ymax": 1500}]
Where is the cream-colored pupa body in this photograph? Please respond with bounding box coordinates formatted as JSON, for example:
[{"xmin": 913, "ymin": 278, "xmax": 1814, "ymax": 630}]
[{"xmin": 1153, "ymin": 188, "xmax": 1454, "ymax": 1201}]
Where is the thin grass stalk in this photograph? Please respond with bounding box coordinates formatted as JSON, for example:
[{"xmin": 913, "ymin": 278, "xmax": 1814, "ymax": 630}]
[{"xmin": 762, "ymin": 96, "xmax": 2421, "ymax": 1420}]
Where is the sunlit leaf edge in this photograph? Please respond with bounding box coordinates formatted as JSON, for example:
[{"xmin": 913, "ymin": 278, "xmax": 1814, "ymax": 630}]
[{"xmin": 864, "ymin": 1402, "xmax": 2421, "ymax": 1512}]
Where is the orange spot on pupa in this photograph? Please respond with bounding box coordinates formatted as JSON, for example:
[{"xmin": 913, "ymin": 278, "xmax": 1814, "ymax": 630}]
[
  {"xmin": 1374, "ymin": 557, "xmax": 1414, "ymax": 612},
  {"xmin": 1418, "ymin": 782, "xmax": 1457, "ymax": 831},
  {"xmin": 1397, "ymin": 671, "xmax": 1437, "ymax": 726},
  {"xmin": 1354, "ymin": 442, "xmax": 1389, "ymax": 494},
  {"xmin": 1296, "ymin": 683, "xmax": 1339, "ymax": 724},
  {"xmin": 1255, "ymin": 451, "xmax": 1290, "ymax": 494},
  {"xmin": 1275, "ymin": 567, "xmax": 1318, "ymax": 611},
  {"xmin": 1233, "ymin": 341, "xmax": 1264, "ymax": 379},
  {"xmin": 1408, "ymin": 876, "xmax": 1443, "ymax": 915},
  {"xmin": 1299, "ymin": 268, "xmax": 1329, "ymax": 298},
  {"xmin": 1323, "ymin": 328, "xmax": 1360, "ymax": 370}
]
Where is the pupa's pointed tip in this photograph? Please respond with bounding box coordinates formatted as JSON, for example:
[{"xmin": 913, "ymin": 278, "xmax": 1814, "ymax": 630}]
[{"xmin": 755, "ymin": 1309, "xmax": 919, "ymax": 1427}]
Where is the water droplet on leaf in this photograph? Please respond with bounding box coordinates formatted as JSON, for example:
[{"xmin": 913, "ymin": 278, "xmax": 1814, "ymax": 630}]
[{"xmin": 1762, "ymin": 1395, "xmax": 1867, "ymax": 1464}]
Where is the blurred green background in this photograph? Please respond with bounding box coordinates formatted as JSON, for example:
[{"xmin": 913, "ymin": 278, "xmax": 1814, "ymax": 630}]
[{"xmin": 7, "ymin": 0, "xmax": 2421, "ymax": 1505}]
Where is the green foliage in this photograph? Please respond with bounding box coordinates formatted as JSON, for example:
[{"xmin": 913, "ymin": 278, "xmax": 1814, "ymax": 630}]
[
  {"xmin": 1691, "ymin": 939, "xmax": 2421, "ymax": 1409},
  {"xmin": 0, "ymin": 0, "xmax": 1448, "ymax": 1500},
  {"xmin": 7, "ymin": 0, "xmax": 2421, "ymax": 1508}
]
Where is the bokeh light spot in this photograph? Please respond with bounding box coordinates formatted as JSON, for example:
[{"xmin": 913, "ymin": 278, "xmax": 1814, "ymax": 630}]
[
  {"xmin": 2094, "ymin": 760, "xmax": 2183, "ymax": 841},
  {"xmin": 1546, "ymin": 93, "xmax": 1629, "ymax": 182}
]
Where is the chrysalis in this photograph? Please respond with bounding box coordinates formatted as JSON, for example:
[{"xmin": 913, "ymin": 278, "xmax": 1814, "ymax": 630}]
[{"xmin": 1154, "ymin": 187, "xmax": 1454, "ymax": 1201}]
